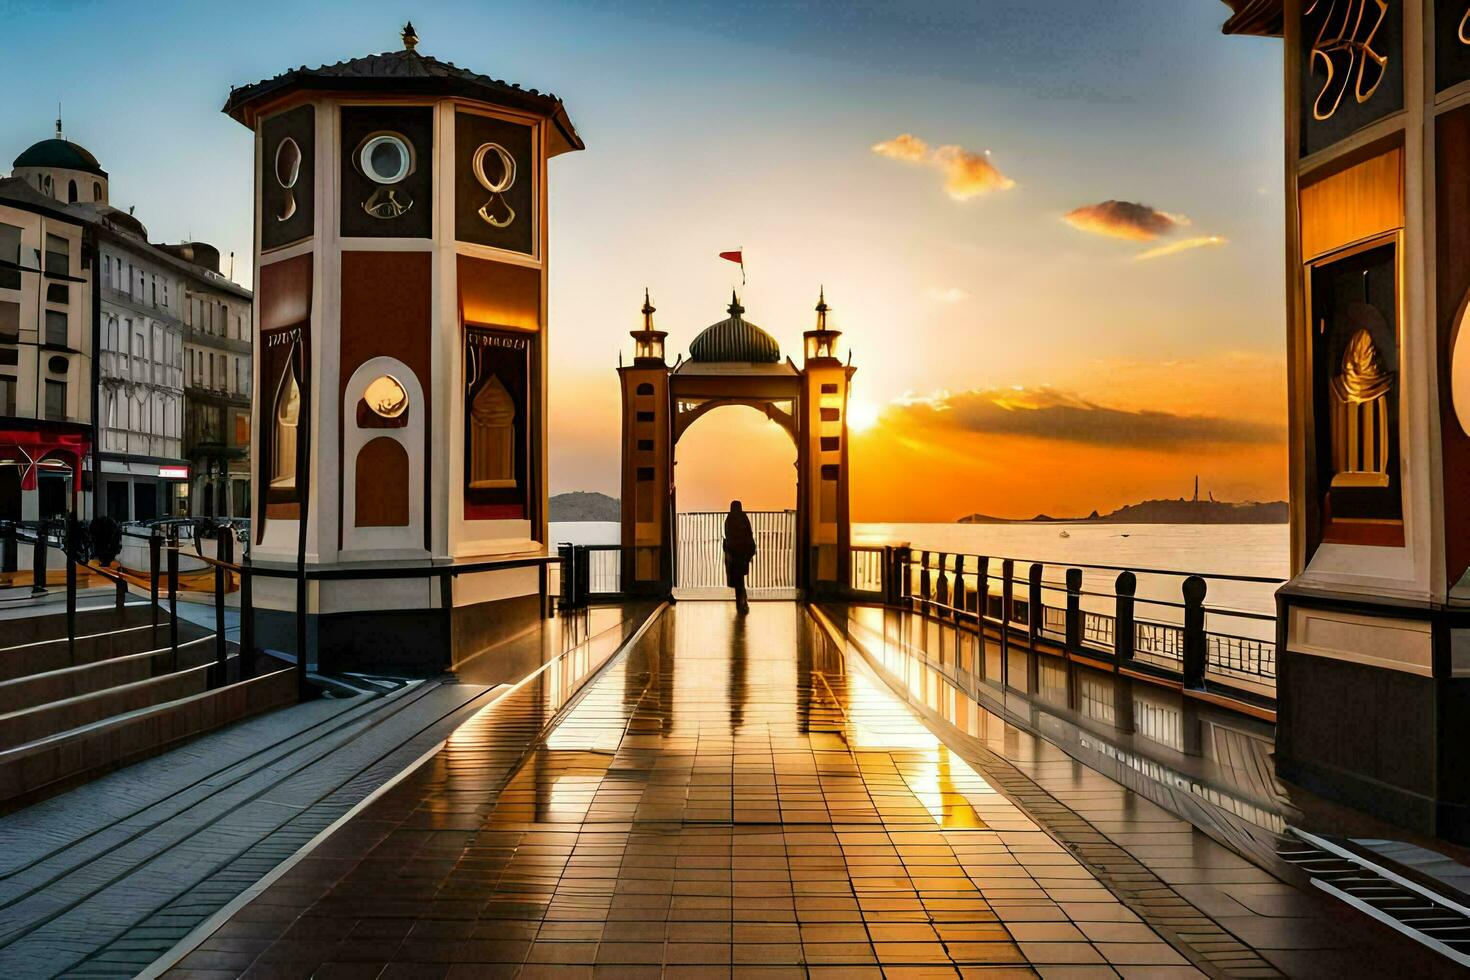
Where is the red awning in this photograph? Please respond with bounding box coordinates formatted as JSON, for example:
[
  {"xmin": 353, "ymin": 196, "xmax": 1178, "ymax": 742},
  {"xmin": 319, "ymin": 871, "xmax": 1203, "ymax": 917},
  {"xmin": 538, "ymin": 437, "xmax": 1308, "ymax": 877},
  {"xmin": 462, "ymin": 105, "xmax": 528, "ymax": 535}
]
[{"xmin": 0, "ymin": 428, "xmax": 92, "ymax": 491}]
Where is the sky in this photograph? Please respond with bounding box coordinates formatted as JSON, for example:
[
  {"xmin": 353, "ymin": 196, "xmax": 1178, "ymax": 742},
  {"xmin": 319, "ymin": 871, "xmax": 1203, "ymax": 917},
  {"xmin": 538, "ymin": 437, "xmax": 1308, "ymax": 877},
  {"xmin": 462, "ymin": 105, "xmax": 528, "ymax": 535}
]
[{"xmin": 0, "ymin": 0, "xmax": 1287, "ymax": 521}]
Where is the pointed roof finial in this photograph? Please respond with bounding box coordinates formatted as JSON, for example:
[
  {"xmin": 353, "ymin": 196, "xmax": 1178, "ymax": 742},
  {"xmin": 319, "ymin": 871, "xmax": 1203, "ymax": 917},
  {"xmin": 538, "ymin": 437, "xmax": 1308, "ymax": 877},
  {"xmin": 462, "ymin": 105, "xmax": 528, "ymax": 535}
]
[
  {"xmin": 814, "ymin": 286, "xmax": 831, "ymax": 330},
  {"xmin": 401, "ymin": 21, "xmax": 419, "ymax": 51},
  {"xmin": 55, "ymin": 103, "xmax": 62, "ymax": 140},
  {"xmin": 641, "ymin": 287, "xmax": 656, "ymax": 328},
  {"xmin": 728, "ymin": 289, "xmax": 744, "ymax": 318}
]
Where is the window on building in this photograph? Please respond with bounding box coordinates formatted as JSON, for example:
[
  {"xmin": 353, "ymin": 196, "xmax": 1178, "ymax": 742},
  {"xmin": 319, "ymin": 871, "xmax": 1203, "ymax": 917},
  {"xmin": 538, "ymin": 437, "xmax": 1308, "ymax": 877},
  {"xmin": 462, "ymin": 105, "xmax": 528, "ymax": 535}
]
[
  {"xmin": 0, "ymin": 376, "xmax": 15, "ymax": 416},
  {"xmin": 45, "ymin": 310, "xmax": 67, "ymax": 346},
  {"xmin": 44, "ymin": 234, "xmax": 68, "ymax": 277},
  {"xmin": 151, "ymin": 277, "xmax": 157, "ymax": 306},
  {"xmin": 0, "ymin": 301, "xmax": 18, "ymax": 343},
  {"xmin": 67, "ymin": 180, "xmax": 77, "ymax": 203},
  {"xmin": 0, "ymin": 224, "xmax": 21, "ymax": 290},
  {"xmin": 44, "ymin": 380, "xmax": 65, "ymax": 420},
  {"xmin": 46, "ymin": 283, "xmax": 68, "ymax": 305},
  {"xmin": 92, "ymin": 181, "xmax": 101, "ymax": 201},
  {"xmin": 217, "ymin": 354, "xmax": 227, "ymax": 390}
]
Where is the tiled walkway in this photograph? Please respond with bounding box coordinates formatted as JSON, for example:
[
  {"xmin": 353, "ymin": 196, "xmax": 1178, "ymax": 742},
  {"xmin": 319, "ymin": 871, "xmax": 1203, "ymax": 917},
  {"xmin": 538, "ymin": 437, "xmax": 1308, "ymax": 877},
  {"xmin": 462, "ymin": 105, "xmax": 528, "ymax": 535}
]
[{"xmin": 166, "ymin": 603, "xmax": 1225, "ymax": 977}]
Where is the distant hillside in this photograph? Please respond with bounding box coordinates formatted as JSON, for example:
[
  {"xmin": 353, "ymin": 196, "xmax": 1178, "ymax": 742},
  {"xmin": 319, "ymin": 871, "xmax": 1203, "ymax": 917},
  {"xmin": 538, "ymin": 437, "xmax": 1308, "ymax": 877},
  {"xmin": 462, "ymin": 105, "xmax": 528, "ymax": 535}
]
[
  {"xmin": 959, "ymin": 498, "xmax": 1287, "ymax": 525},
  {"xmin": 550, "ymin": 491, "xmax": 620, "ymax": 522}
]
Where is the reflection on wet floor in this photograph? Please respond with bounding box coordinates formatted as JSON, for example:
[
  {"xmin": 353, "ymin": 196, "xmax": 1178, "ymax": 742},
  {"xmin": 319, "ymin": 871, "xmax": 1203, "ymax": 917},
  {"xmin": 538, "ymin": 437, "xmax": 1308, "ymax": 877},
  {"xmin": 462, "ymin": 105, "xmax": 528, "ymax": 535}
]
[
  {"xmin": 183, "ymin": 602, "xmax": 1210, "ymax": 976},
  {"xmin": 463, "ymin": 602, "xmax": 1191, "ymax": 971},
  {"xmin": 834, "ymin": 604, "xmax": 1293, "ymax": 864}
]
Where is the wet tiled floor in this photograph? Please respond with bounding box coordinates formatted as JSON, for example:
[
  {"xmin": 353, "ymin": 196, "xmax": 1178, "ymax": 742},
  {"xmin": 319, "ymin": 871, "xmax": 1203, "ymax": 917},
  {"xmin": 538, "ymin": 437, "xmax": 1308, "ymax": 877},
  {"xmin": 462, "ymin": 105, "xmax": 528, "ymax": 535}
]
[
  {"xmin": 161, "ymin": 602, "xmax": 1459, "ymax": 978},
  {"xmin": 168, "ymin": 603, "xmax": 1211, "ymax": 977}
]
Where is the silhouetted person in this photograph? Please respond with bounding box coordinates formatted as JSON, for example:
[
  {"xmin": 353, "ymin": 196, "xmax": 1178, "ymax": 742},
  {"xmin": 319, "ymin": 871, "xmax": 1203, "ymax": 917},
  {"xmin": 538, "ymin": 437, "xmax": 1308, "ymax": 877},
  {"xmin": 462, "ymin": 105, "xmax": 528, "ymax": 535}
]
[{"xmin": 724, "ymin": 500, "xmax": 756, "ymax": 614}]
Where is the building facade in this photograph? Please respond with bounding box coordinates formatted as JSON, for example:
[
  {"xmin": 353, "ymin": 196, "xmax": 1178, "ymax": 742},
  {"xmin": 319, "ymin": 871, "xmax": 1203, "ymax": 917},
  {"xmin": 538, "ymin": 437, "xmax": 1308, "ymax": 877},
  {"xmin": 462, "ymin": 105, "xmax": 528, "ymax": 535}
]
[
  {"xmin": 92, "ymin": 218, "xmax": 187, "ymax": 521},
  {"xmin": 8, "ymin": 127, "xmax": 254, "ymax": 523},
  {"xmin": 167, "ymin": 242, "xmax": 252, "ymax": 518},
  {"xmin": 0, "ymin": 175, "xmax": 95, "ymax": 522},
  {"xmin": 1218, "ymin": 0, "xmax": 1470, "ymax": 843},
  {"xmin": 225, "ymin": 24, "xmax": 581, "ymax": 673}
]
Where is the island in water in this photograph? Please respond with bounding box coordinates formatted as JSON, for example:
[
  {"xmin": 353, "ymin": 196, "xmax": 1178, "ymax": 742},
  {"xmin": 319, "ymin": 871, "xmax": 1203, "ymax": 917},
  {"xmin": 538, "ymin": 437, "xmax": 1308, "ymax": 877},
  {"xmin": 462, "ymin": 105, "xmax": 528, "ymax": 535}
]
[
  {"xmin": 550, "ymin": 491, "xmax": 621, "ymax": 522},
  {"xmin": 958, "ymin": 496, "xmax": 1287, "ymax": 525}
]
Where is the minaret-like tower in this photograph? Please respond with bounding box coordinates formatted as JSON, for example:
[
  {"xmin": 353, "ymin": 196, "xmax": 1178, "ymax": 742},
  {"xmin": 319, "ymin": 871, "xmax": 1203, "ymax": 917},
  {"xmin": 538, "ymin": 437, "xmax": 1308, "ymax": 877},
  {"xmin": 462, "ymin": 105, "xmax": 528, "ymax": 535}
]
[
  {"xmin": 798, "ymin": 288, "xmax": 853, "ymax": 593},
  {"xmin": 225, "ymin": 25, "xmax": 582, "ymax": 674},
  {"xmin": 618, "ymin": 290, "xmax": 673, "ymax": 592}
]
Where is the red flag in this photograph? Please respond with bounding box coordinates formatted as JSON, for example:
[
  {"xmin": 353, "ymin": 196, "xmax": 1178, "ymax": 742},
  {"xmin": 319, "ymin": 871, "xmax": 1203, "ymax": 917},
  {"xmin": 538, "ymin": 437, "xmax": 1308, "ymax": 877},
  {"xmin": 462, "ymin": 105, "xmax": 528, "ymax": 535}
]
[{"xmin": 719, "ymin": 249, "xmax": 745, "ymax": 283}]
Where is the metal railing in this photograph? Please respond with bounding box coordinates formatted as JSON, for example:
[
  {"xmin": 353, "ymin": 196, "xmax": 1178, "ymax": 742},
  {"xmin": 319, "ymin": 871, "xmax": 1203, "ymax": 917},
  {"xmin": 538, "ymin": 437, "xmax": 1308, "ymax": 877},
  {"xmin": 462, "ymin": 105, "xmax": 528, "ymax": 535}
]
[
  {"xmin": 849, "ymin": 545, "xmax": 886, "ymax": 596},
  {"xmin": 676, "ymin": 510, "xmax": 796, "ymax": 590},
  {"xmin": 845, "ymin": 544, "xmax": 1281, "ymax": 699},
  {"xmin": 4, "ymin": 515, "xmax": 559, "ymax": 704}
]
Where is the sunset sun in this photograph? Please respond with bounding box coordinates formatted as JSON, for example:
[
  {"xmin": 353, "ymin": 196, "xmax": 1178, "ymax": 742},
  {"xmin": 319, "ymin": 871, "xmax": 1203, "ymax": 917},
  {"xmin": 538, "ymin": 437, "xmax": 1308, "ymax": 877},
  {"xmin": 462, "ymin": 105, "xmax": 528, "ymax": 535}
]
[{"xmin": 847, "ymin": 398, "xmax": 880, "ymax": 433}]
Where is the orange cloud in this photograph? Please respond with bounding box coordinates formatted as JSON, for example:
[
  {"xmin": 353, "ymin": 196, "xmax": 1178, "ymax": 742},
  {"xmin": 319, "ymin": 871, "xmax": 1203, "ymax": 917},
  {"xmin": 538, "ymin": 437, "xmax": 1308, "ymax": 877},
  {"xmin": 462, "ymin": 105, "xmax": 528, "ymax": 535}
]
[
  {"xmin": 932, "ymin": 145, "xmax": 1015, "ymax": 199},
  {"xmin": 1063, "ymin": 200, "xmax": 1186, "ymax": 241},
  {"xmin": 872, "ymin": 133, "xmax": 1015, "ymax": 200},
  {"xmin": 871, "ymin": 133, "xmax": 930, "ymax": 162},
  {"xmin": 888, "ymin": 385, "xmax": 1282, "ymax": 450}
]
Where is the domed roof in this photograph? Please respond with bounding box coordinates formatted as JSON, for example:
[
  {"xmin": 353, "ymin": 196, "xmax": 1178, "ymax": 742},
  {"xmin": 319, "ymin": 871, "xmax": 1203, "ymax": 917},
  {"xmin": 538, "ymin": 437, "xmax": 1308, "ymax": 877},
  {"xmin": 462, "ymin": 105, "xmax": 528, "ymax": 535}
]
[
  {"xmin": 13, "ymin": 138, "xmax": 106, "ymax": 178},
  {"xmin": 688, "ymin": 294, "xmax": 781, "ymax": 363}
]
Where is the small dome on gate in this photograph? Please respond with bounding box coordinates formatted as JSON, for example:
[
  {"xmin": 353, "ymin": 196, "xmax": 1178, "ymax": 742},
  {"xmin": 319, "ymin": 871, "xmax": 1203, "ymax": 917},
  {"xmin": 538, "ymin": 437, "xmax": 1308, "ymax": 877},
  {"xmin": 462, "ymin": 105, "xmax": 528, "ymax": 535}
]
[{"xmin": 688, "ymin": 292, "xmax": 781, "ymax": 363}]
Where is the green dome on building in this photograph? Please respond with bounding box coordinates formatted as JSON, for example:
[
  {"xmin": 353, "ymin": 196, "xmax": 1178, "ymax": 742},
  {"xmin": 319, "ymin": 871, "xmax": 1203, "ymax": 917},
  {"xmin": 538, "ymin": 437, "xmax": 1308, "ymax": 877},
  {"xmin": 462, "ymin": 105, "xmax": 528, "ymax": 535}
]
[
  {"xmin": 688, "ymin": 293, "xmax": 781, "ymax": 363},
  {"xmin": 13, "ymin": 138, "xmax": 107, "ymax": 178}
]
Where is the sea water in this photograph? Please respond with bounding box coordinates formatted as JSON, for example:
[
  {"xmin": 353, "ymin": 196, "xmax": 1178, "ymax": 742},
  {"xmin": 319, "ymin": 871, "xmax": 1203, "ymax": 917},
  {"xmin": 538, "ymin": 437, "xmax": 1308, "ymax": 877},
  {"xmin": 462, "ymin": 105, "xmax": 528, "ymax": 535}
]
[{"xmin": 548, "ymin": 521, "xmax": 1290, "ymax": 619}]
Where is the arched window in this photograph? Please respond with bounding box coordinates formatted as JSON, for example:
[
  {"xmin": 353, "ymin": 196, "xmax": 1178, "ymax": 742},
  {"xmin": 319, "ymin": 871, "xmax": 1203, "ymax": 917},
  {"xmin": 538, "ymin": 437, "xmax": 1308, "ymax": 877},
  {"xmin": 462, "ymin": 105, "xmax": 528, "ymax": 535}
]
[
  {"xmin": 354, "ymin": 437, "xmax": 409, "ymax": 527},
  {"xmin": 92, "ymin": 181, "xmax": 102, "ymax": 202},
  {"xmin": 270, "ymin": 368, "xmax": 300, "ymax": 488},
  {"xmin": 636, "ymin": 382, "xmax": 654, "ymax": 396},
  {"xmin": 67, "ymin": 180, "xmax": 77, "ymax": 203},
  {"xmin": 468, "ymin": 375, "xmax": 515, "ymax": 488}
]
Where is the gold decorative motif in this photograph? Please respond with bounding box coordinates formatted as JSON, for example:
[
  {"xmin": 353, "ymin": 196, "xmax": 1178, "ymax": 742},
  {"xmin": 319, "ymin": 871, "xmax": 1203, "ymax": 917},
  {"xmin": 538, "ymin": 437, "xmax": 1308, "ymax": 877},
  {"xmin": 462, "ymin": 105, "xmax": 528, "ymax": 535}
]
[
  {"xmin": 356, "ymin": 132, "xmax": 415, "ymax": 219},
  {"xmin": 363, "ymin": 374, "xmax": 408, "ymax": 418},
  {"xmin": 1332, "ymin": 327, "xmax": 1393, "ymax": 403},
  {"xmin": 1331, "ymin": 327, "xmax": 1393, "ymax": 488},
  {"xmin": 1460, "ymin": 6, "xmax": 1470, "ymax": 45},
  {"xmin": 468, "ymin": 376, "xmax": 515, "ymax": 488},
  {"xmin": 271, "ymin": 368, "xmax": 300, "ymax": 489},
  {"xmin": 472, "ymin": 142, "xmax": 517, "ymax": 228},
  {"xmin": 1306, "ymin": 0, "xmax": 1389, "ymax": 122}
]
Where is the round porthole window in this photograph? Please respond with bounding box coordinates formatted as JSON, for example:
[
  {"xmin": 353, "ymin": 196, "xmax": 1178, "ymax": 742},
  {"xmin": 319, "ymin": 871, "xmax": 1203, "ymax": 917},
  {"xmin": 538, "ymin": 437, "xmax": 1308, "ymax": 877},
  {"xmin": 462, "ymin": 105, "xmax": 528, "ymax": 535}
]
[
  {"xmin": 274, "ymin": 137, "xmax": 301, "ymax": 189},
  {"xmin": 364, "ymin": 374, "xmax": 408, "ymax": 419},
  {"xmin": 358, "ymin": 134, "xmax": 412, "ymax": 185},
  {"xmin": 48, "ymin": 355, "xmax": 68, "ymax": 374}
]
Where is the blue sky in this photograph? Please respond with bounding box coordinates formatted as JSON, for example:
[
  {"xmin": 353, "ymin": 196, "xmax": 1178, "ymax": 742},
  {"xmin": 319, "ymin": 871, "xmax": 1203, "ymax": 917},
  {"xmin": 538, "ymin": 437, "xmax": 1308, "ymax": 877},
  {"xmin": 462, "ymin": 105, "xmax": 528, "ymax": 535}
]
[{"xmin": 1, "ymin": 1, "xmax": 1287, "ymax": 514}]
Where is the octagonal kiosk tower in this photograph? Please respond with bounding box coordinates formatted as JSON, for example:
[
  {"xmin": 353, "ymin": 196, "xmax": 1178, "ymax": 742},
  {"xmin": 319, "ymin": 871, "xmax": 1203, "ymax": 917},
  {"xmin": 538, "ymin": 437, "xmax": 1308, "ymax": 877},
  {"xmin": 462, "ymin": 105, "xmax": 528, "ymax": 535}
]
[{"xmin": 225, "ymin": 24, "xmax": 582, "ymax": 676}]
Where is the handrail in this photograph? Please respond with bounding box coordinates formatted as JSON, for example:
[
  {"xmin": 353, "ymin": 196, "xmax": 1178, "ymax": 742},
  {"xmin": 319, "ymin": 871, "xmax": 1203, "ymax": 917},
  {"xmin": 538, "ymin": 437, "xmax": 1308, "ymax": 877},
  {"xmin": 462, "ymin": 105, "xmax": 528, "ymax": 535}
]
[
  {"xmin": 907, "ymin": 552, "xmax": 1284, "ymax": 585},
  {"xmin": 859, "ymin": 543, "xmax": 1278, "ymax": 692}
]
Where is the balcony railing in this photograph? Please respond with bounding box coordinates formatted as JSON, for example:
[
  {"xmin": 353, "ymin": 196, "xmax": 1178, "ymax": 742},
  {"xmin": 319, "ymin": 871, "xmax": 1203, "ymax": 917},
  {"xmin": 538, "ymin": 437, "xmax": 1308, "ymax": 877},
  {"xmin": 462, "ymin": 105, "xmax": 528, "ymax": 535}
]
[{"xmin": 844, "ymin": 545, "xmax": 1282, "ymax": 703}]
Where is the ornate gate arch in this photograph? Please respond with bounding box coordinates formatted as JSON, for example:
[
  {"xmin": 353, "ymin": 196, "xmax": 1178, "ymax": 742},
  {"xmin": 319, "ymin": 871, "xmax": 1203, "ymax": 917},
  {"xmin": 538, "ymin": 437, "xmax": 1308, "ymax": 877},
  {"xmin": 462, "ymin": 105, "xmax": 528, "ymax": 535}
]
[{"xmin": 618, "ymin": 290, "xmax": 853, "ymax": 597}]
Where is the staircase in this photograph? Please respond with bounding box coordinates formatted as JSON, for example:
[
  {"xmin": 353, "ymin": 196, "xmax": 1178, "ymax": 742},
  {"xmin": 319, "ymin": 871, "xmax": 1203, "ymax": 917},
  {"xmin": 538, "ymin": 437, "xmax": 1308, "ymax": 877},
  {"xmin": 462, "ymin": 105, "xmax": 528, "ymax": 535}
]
[{"xmin": 0, "ymin": 603, "xmax": 294, "ymax": 809}]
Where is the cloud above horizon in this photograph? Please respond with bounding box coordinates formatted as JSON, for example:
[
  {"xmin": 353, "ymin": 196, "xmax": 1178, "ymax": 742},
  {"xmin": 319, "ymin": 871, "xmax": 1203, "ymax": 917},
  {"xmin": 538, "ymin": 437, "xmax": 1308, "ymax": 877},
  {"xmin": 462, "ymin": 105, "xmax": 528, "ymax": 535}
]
[
  {"xmin": 1063, "ymin": 200, "xmax": 1186, "ymax": 241},
  {"xmin": 888, "ymin": 386, "xmax": 1282, "ymax": 450},
  {"xmin": 872, "ymin": 133, "xmax": 1015, "ymax": 200}
]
